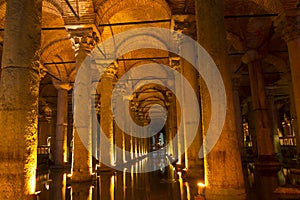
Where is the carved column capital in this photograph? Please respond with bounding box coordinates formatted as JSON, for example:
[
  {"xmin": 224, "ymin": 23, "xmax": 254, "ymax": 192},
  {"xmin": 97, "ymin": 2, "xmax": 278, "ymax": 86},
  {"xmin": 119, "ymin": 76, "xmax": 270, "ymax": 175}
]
[
  {"xmin": 169, "ymin": 57, "xmax": 182, "ymax": 72},
  {"xmin": 103, "ymin": 63, "xmax": 119, "ymax": 79},
  {"xmin": 172, "ymin": 15, "xmax": 197, "ymax": 40},
  {"xmin": 275, "ymin": 8, "xmax": 300, "ymax": 42},
  {"xmin": 68, "ymin": 27, "xmax": 99, "ymax": 53},
  {"xmin": 241, "ymin": 50, "xmax": 262, "ymax": 64},
  {"xmin": 39, "ymin": 62, "xmax": 48, "ymax": 80},
  {"xmin": 52, "ymin": 78, "xmax": 73, "ymax": 91}
]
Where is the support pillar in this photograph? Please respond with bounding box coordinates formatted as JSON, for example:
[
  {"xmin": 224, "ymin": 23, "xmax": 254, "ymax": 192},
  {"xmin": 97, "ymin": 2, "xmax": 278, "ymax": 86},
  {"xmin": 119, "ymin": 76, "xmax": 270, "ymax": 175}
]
[
  {"xmin": 53, "ymin": 82, "xmax": 71, "ymax": 167},
  {"xmin": 114, "ymin": 83, "xmax": 126, "ymax": 166},
  {"xmin": 99, "ymin": 63, "xmax": 118, "ymax": 168},
  {"xmin": 0, "ymin": 0, "xmax": 42, "ymax": 199},
  {"xmin": 69, "ymin": 28, "xmax": 98, "ymax": 181},
  {"xmin": 242, "ymin": 51, "xmax": 279, "ymax": 168},
  {"xmin": 170, "ymin": 57, "xmax": 184, "ymax": 168},
  {"xmin": 275, "ymin": 8, "xmax": 300, "ymax": 159},
  {"xmin": 196, "ymin": 0, "xmax": 246, "ymax": 199},
  {"xmin": 181, "ymin": 35, "xmax": 202, "ymax": 173}
]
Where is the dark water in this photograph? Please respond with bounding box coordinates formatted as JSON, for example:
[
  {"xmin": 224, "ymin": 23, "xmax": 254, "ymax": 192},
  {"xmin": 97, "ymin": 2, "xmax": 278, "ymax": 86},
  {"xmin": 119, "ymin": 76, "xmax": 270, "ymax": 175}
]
[{"xmin": 35, "ymin": 162, "xmax": 300, "ymax": 200}]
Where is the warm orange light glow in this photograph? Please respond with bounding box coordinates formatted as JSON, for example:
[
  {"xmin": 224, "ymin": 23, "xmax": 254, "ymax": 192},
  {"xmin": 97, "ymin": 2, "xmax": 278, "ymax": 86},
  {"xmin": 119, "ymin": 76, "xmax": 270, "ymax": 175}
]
[
  {"xmin": 197, "ymin": 182, "xmax": 206, "ymax": 195},
  {"xmin": 110, "ymin": 175, "xmax": 115, "ymax": 199},
  {"xmin": 28, "ymin": 172, "xmax": 36, "ymax": 195},
  {"xmin": 197, "ymin": 182, "xmax": 206, "ymax": 188}
]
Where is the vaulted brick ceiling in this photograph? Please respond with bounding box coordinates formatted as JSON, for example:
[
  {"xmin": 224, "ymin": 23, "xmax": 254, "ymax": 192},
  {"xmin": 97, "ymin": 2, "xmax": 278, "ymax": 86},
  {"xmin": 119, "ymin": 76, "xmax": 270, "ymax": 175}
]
[{"xmin": 0, "ymin": 0, "xmax": 297, "ymax": 111}]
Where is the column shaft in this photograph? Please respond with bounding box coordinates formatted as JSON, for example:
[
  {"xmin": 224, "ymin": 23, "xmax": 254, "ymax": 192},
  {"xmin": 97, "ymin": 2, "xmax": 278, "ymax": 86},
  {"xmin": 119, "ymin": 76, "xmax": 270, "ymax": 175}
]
[
  {"xmin": 72, "ymin": 50, "xmax": 93, "ymax": 181},
  {"xmin": 100, "ymin": 72, "xmax": 115, "ymax": 167},
  {"xmin": 55, "ymin": 89, "xmax": 69, "ymax": 166},
  {"xmin": 247, "ymin": 59, "xmax": 275, "ymax": 157},
  {"xmin": 196, "ymin": 0, "xmax": 245, "ymax": 198},
  {"xmin": 0, "ymin": 0, "xmax": 41, "ymax": 199},
  {"xmin": 286, "ymin": 38, "xmax": 300, "ymax": 154}
]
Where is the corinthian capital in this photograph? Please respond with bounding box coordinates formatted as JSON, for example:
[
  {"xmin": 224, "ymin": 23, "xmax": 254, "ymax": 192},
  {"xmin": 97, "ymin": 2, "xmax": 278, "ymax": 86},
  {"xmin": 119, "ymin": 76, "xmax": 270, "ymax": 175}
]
[
  {"xmin": 68, "ymin": 27, "xmax": 99, "ymax": 52},
  {"xmin": 275, "ymin": 8, "xmax": 300, "ymax": 42},
  {"xmin": 100, "ymin": 61, "xmax": 119, "ymax": 79},
  {"xmin": 169, "ymin": 57, "xmax": 182, "ymax": 72}
]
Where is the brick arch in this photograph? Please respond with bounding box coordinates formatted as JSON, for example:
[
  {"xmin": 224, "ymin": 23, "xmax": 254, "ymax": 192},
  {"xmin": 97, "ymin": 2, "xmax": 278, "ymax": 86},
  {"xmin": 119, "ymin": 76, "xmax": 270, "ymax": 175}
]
[
  {"xmin": 40, "ymin": 38, "xmax": 75, "ymax": 80},
  {"xmin": 95, "ymin": 0, "xmax": 171, "ymax": 26},
  {"xmin": 247, "ymin": 0, "xmax": 284, "ymax": 13},
  {"xmin": 43, "ymin": 0, "xmax": 64, "ymax": 15}
]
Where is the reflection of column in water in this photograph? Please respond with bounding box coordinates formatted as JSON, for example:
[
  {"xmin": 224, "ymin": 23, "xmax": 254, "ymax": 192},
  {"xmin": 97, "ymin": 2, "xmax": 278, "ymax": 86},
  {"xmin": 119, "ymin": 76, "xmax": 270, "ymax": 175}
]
[
  {"xmin": 71, "ymin": 183, "xmax": 92, "ymax": 200},
  {"xmin": 125, "ymin": 169, "xmax": 133, "ymax": 199},
  {"xmin": 254, "ymin": 169, "xmax": 278, "ymax": 200},
  {"xmin": 178, "ymin": 172, "xmax": 184, "ymax": 200},
  {"xmin": 110, "ymin": 175, "xmax": 115, "ymax": 200},
  {"xmin": 100, "ymin": 173, "xmax": 114, "ymax": 200},
  {"xmin": 116, "ymin": 171, "xmax": 123, "ymax": 200},
  {"xmin": 178, "ymin": 171, "xmax": 190, "ymax": 200},
  {"xmin": 123, "ymin": 170, "xmax": 127, "ymax": 200},
  {"xmin": 145, "ymin": 172, "xmax": 151, "ymax": 200},
  {"xmin": 51, "ymin": 171, "xmax": 66, "ymax": 200},
  {"xmin": 185, "ymin": 182, "xmax": 191, "ymax": 200},
  {"xmin": 131, "ymin": 166, "xmax": 135, "ymax": 199}
]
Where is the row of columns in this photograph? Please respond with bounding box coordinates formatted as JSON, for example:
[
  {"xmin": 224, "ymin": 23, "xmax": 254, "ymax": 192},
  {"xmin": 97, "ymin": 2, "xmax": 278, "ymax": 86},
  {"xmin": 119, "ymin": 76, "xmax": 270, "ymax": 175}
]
[{"xmin": 2, "ymin": 1, "xmax": 300, "ymax": 199}]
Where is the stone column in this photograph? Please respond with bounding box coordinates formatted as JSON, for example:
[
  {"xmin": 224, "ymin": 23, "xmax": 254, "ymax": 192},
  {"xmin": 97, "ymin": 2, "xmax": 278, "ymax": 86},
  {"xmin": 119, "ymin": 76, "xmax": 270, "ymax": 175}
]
[
  {"xmin": 247, "ymin": 98, "xmax": 258, "ymax": 157},
  {"xmin": 196, "ymin": 0, "xmax": 246, "ymax": 199},
  {"xmin": 53, "ymin": 82, "xmax": 71, "ymax": 167},
  {"xmin": 173, "ymin": 17, "xmax": 203, "ymax": 173},
  {"xmin": 182, "ymin": 43, "xmax": 203, "ymax": 178},
  {"xmin": 275, "ymin": 8, "xmax": 300, "ymax": 157},
  {"xmin": 69, "ymin": 28, "xmax": 98, "ymax": 181},
  {"xmin": 0, "ymin": 0, "xmax": 41, "ymax": 199},
  {"xmin": 265, "ymin": 88, "xmax": 282, "ymax": 156},
  {"xmin": 113, "ymin": 84, "xmax": 126, "ymax": 166},
  {"xmin": 166, "ymin": 91, "xmax": 177, "ymax": 159},
  {"xmin": 232, "ymin": 78, "xmax": 245, "ymax": 158},
  {"xmin": 242, "ymin": 51, "xmax": 279, "ymax": 165},
  {"xmin": 51, "ymin": 170, "xmax": 66, "ymax": 200},
  {"xmin": 170, "ymin": 57, "xmax": 184, "ymax": 167},
  {"xmin": 99, "ymin": 63, "xmax": 118, "ymax": 168}
]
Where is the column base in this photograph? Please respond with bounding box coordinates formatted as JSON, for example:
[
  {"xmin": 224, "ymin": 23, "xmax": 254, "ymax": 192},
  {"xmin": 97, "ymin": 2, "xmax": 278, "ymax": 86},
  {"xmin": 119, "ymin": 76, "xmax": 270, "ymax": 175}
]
[
  {"xmin": 274, "ymin": 186, "xmax": 300, "ymax": 199},
  {"xmin": 186, "ymin": 159, "xmax": 204, "ymax": 179},
  {"xmin": 97, "ymin": 163, "xmax": 116, "ymax": 173},
  {"xmin": 71, "ymin": 169, "xmax": 96, "ymax": 183},
  {"xmin": 205, "ymin": 188, "xmax": 246, "ymax": 200},
  {"xmin": 50, "ymin": 163, "xmax": 70, "ymax": 170},
  {"xmin": 255, "ymin": 155, "xmax": 281, "ymax": 174},
  {"xmin": 70, "ymin": 174, "xmax": 96, "ymax": 183}
]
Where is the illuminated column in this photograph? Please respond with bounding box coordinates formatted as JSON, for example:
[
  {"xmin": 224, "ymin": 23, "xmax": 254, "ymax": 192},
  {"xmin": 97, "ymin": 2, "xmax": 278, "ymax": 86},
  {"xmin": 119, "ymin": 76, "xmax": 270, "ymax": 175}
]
[
  {"xmin": 69, "ymin": 28, "xmax": 98, "ymax": 181},
  {"xmin": 100, "ymin": 173, "xmax": 114, "ymax": 200},
  {"xmin": 53, "ymin": 82, "xmax": 72, "ymax": 167},
  {"xmin": 275, "ymin": 8, "xmax": 300, "ymax": 157},
  {"xmin": 100, "ymin": 63, "xmax": 118, "ymax": 168},
  {"xmin": 169, "ymin": 93, "xmax": 178, "ymax": 159},
  {"xmin": 124, "ymin": 98, "xmax": 132, "ymax": 163},
  {"xmin": 114, "ymin": 83, "xmax": 126, "ymax": 166},
  {"xmin": 0, "ymin": 0, "xmax": 41, "ymax": 199},
  {"xmin": 196, "ymin": 0, "xmax": 246, "ymax": 198},
  {"xmin": 181, "ymin": 30, "xmax": 202, "ymax": 173},
  {"xmin": 166, "ymin": 92, "xmax": 176, "ymax": 158},
  {"xmin": 242, "ymin": 51, "xmax": 278, "ymax": 164},
  {"xmin": 51, "ymin": 171, "xmax": 66, "ymax": 200},
  {"xmin": 170, "ymin": 57, "xmax": 184, "ymax": 166},
  {"xmin": 72, "ymin": 183, "xmax": 93, "ymax": 200}
]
